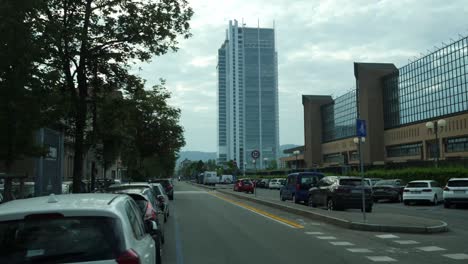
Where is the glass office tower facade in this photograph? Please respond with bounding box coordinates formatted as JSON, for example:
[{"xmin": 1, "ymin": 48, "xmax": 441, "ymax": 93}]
[
  {"xmin": 383, "ymin": 37, "xmax": 468, "ymax": 129},
  {"xmin": 217, "ymin": 20, "xmax": 279, "ymax": 169},
  {"xmin": 321, "ymin": 90, "xmax": 357, "ymax": 142}
]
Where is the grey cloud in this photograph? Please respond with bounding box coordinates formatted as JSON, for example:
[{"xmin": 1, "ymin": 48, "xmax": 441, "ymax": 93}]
[{"xmin": 134, "ymin": 0, "xmax": 468, "ymax": 152}]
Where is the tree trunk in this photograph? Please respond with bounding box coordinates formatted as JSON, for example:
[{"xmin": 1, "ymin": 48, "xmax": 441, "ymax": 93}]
[{"xmin": 72, "ymin": 97, "xmax": 87, "ymax": 193}]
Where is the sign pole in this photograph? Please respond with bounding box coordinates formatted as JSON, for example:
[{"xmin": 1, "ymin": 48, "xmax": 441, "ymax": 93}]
[{"xmin": 356, "ymin": 119, "xmax": 367, "ymax": 222}]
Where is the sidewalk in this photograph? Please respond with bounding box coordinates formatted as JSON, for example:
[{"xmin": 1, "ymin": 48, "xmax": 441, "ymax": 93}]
[{"xmin": 196, "ymin": 183, "xmax": 448, "ymax": 234}]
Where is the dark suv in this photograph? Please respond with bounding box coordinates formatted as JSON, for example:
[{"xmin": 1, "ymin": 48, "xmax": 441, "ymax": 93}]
[
  {"xmin": 150, "ymin": 179, "xmax": 174, "ymax": 200},
  {"xmin": 308, "ymin": 176, "xmax": 373, "ymax": 212},
  {"xmin": 372, "ymin": 179, "xmax": 406, "ymax": 202}
]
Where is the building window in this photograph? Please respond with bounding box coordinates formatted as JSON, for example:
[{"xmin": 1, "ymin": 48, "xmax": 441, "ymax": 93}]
[
  {"xmin": 383, "ymin": 36, "xmax": 468, "ymax": 129},
  {"xmin": 446, "ymin": 136, "xmax": 468, "ymax": 153},
  {"xmin": 386, "ymin": 142, "xmax": 422, "ymax": 157},
  {"xmin": 323, "ymin": 153, "xmax": 344, "ymax": 163},
  {"xmin": 321, "ymin": 90, "xmax": 357, "ymax": 142}
]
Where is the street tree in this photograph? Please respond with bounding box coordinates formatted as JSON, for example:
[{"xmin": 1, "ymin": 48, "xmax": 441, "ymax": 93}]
[{"xmin": 38, "ymin": 0, "xmax": 193, "ymax": 192}]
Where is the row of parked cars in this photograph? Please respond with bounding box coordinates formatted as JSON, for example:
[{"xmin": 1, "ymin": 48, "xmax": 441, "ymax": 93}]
[
  {"xmin": 233, "ymin": 173, "xmax": 468, "ymax": 212},
  {"xmin": 0, "ymin": 178, "xmax": 175, "ymax": 264}
]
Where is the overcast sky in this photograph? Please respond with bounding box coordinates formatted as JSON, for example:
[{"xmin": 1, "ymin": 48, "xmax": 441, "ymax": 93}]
[{"xmin": 136, "ymin": 0, "xmax": 468, "ymax": 152}]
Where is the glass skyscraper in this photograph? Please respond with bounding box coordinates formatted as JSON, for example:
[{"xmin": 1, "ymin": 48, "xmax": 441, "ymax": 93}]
[{"xmin": 217, "ymin": 20, "xmax": 279, "ymax": 170}]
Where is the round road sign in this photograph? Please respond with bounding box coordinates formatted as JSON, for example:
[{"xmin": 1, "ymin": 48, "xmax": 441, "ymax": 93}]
[{"xmin": 251, "ymin": 150, "xmax": 260, "ymax": 159}]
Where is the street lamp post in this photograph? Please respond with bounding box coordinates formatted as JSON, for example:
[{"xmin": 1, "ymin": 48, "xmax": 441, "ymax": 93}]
[
  {"xmin": 425, "ymin": 119, "xmax": 446, "ymax": 168},
  {"xmin": 353, "ymin": 136, "xmax": 366, "ymax": 222},
  {"xmin": 252, "ymin": 159, "xmax": 257, "ymax": 197},
  {"xmin": 243, "ymin": 162, "xmax": 247, "ymax": 177},
  {"xmin": 293, "ymin": 150, "xmax": 300, "ymax": 170}
]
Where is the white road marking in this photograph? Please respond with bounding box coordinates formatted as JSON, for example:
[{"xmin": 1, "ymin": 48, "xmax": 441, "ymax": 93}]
[
  {"xmin": 316, "ymin": 236, "xmax": 337, "ymax": 240},
  {"xmin": 347, "ymin": 248, "xmax": 373, "ymax": 253},
  {"xmin": 376, "ymin": 234, "xmax": 399, "ymax": 239},
  {"xmin": 330, "ymin": 241, "xmax": 354, "ymax": 246},
  {"xmin": 416, "ymin": 246, "xmax": 446, "ymax": 252},
  {"xmin": 366, "ymin": 256, "xmax": 397, "ymax": 262},
  {"xmin": 305, "ymin": 232, "xmax": 324, "ymax": 235},
  {"xmin": 442, "ymin": 253, "xmax": 468, "ymax": 260},
  {"xmin": 393, "ymin": 240, "xmax": 420, "ymax": 245}
]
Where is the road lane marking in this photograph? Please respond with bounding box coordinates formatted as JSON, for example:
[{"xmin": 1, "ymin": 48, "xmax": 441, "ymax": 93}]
[
  {"xmin": 316, "ymin": 236, "xmax": 337, "ymax": 240},
  {"xmin": 416, "ymin": 246, "xmax": 446, "ymax": 252},
  {"xmin": 347, "ymin": 248, "xmax": 372, "ymax": 253},
  {"xmin": 443, "ymin": 253, "xmax": 468, "ymax": 260},
  {"xmin": 366, "ymin": 256, "xmax": 397, "ymax": 262},
  {"xmin": 376, "ymin": 234, "xmax": 399, "ymax": 239},
  {"xmin": 330, "ymin": 242, "xmax": 354, "ymax": 246},
  {"xmin": 393, "ymin": 240, "xmax": 419, "ymax": 245},
  {"xmin": 209, "ymin": 193, "xmax": 304, "ymax": 229},
  {"xmin": 305, "ymin": 232, "xmax": 323, "ymax": 235}
]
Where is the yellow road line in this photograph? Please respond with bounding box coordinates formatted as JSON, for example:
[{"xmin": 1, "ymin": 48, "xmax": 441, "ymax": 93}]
[{"xmin": 209, "ymin": 192, "xmax": 304, "ymax": 229}]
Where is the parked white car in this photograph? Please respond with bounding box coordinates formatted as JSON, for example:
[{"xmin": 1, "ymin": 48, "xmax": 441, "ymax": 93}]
[
  {"xmin": 443, "ymin": 178, "xmax": 468, "ymax": 208},
  {"xmin": 268, "ymin": 178, "xmax": 285, "ymax": 189},
  {"xmin": 403, "ymin": 180, "xmax": 443, "ymax": 205},
  {"xmin": 0, "ymin": 193, "xmax": 158, "ymax": 264}
]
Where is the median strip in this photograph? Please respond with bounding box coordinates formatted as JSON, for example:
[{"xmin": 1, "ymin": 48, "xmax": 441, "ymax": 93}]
[{"xmin": 209, "ymin": 192, "xmax": 304, "ymax": 229}]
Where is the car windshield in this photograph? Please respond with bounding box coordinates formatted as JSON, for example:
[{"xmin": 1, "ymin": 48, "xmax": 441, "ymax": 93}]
[
  {"xmin": 407, "ymin": 182, "xmax": 429, "ymax": 188},
  {"xmin": 447, "ymin": 180, "xmax": 468, "ymax": 187},
  {"xmin": 0, "ymin": 216, "xmax": 122, "ymax": 264},
  {"xmin": 375, "ymin": 180, "xmax": 396, "ymax": 186},
  {"xmin": 339, "ymin": 179, "xmax": 369, "ymax": 186},
  {"xmin": 242, "ymin": 180, "xmax": 252, "ymax": 184},
  {"xmin": 152, "ymin": 186, "xmax": 162, "ymax": 195}
]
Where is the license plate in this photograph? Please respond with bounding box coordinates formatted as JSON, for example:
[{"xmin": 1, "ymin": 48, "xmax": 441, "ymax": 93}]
[
  {"xmin": 454, "ymin": 190, "xmax": 466, "ymax": 193},
  {"xmin": 411, "ymin": 191, "xmax": 421, "ymax": 194}
]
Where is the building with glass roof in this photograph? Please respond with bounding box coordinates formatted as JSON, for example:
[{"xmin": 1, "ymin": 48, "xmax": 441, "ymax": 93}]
[{"xmin": 303, "ymin": 36, "xmax": 468, "ymax": 167}]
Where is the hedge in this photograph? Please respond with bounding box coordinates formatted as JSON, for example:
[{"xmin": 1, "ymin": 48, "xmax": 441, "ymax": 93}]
[{"xmin": 347, "ymin": 167, "xmax": 468, "ymax": 185}]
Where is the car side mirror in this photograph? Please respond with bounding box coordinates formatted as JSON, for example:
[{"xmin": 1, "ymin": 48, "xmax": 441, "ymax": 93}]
[{"xmin": 145, "ymin": 220, "xmax": 158, "ymax": 234}]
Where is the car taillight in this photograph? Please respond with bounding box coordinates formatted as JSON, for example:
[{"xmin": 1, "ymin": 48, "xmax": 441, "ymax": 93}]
[
  {"xmin": 296, "ymin": 184, "xmax": 300, "ymax": 191},
  {"xmin": 403, "ymin": 189, "xmax": 409, "ymax": 192},
  {"xmin": 145, "ymin": 203, "xmax": 157, "ymax": 221},
  {"xmin": 422, "ymin": 189, "xmax": 432, "ymax": 192},
  {"xmin": 117, "ymin": 249, "xmax": 140, "ymax": 264},
  {"xmin": 444, "ymin": 186, "xmax": 450, "ymax": 191}
]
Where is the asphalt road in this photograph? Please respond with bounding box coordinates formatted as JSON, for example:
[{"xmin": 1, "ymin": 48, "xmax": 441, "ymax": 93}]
[{"xmin": 162, "ymin": 182, "xmax": 468, "ymax": 264}]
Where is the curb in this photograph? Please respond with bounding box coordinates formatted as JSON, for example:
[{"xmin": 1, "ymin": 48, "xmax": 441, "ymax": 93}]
[{"xmin": 209, "ymin": 187, "xmax": 448, "ymax": 234}]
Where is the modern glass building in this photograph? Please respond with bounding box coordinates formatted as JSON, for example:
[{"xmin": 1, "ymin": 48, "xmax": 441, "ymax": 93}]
[
  {"xmin": 217, "ymin": 20, "xmax": 279, "ymax": 169},
  {"xmin": 303, "ymin": 35, "xmax": 468, "ymax": 167}
]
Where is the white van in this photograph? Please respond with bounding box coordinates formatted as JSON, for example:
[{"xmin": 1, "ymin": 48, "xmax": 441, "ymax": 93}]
[
  {"xmin": 203, "ymin": 171, "xmax": 219, "ymax": 186},
  {"xmin": 219, "ymin": 175, "xmax": 234, "ymax": 184}
]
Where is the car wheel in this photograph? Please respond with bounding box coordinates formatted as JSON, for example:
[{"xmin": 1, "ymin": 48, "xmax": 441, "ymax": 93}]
[
  {"xmin": 293, "ymin": 194, "xmax": 300, "ymax": 204},
  {"xmin": 432, "ymin": 195, "xmax": 438, "ymax": 205},
  {"xmin": 403, "ymin": 200, "xmax": 410, "ymax": 206},
  {"xmin": 444, "ymin": 201, "xmax": 451, "ymax": 208},
  {"xmin": 169, "ymin": 195, "xmax": 174, "ymax": 201},
  {"xmin": 373, "ymin": 198, "xmax": 379, "ymax": 203},
  {"xmin": 327, "ymin": 198, "xmax": 335, "ymax": 211},
  {"xmin": 365, "ymin": 206, "xmax": 372, "ymax": 213}
]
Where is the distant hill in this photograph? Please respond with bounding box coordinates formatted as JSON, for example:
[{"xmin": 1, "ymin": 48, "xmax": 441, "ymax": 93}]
[
  {"xmin": 177, "ymin": 145, "xmax": 300, "ymax": 166},
  {"xmin": 279, "ymin": 144, "xmax": 301, "ymax": 157},
  {"xmin": 177, "ymin": 151, "xmax": 217, "ymax": 165}
]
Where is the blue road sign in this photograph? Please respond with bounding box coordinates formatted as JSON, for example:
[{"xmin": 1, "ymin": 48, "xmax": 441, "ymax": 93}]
[{"xmin": 356, "ymin": 119, "xmax": 367, "ymax": 137}]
